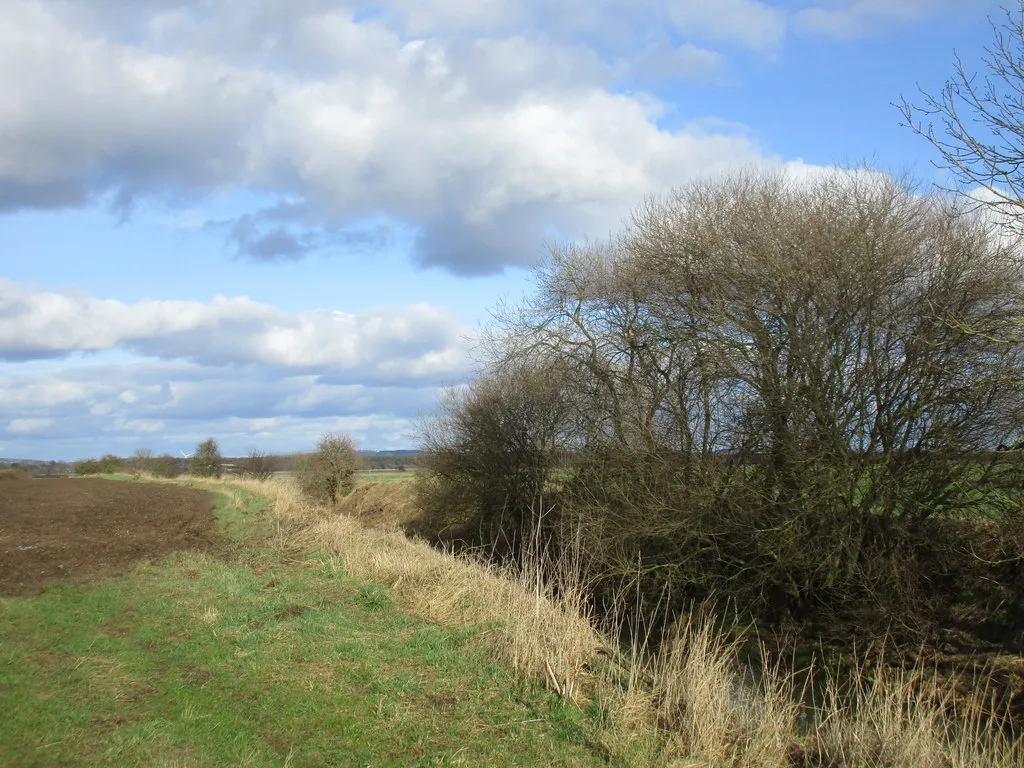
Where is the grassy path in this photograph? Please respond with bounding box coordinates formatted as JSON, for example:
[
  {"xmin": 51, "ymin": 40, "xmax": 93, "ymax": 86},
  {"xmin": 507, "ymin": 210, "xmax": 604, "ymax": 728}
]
[{"xmin": 0, "ymin": 486, "xmax": 602, "ymax": 767}]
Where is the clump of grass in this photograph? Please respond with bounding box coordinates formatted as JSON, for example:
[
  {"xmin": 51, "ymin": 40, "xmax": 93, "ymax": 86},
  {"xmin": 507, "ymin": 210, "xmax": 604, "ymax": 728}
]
[
  {"xmin": 649, "ymin": 614, "xmax": 799, "ymax": 767},
  {"xmin": 804, "ymin": 659, "xmax": 1023, "ymax": 768},
  {"xmin": 297, "ymin": 508, "xmax": 600, "ymax": 698},
  {"xmin": 226, "ymin": 476, "xmax": 598, "ymax": 696}
]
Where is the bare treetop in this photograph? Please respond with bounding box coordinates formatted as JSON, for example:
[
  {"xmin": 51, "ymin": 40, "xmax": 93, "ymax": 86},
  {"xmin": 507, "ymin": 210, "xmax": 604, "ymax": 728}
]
[{"xmin": 900, "ymin": 2, "xmax": 1024, "ymax": 228}]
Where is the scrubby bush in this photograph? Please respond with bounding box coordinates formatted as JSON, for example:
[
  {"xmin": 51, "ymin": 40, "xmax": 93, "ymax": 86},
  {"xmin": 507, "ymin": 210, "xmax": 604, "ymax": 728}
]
[
  {"xmin": 415, "ymin": 364, "xmax": 569, "ymax": 555},
  {"xmin": 295, "ymin": 433, "xmax": 358, "ymax": 505},
  {"xmin": 0, "ymin": 468, "xmax": 27, "ymax": 481},
  {"xmin": 128, "ymin": 448, "xmax": 153, "ymax": 473},
  {"xmin": 149, "ymin": 454, "xmax": 179, "ymax": 478},
  {"xmin": 74, "ymin": 454, "xmax": 127, "ymax": 475},
  {"xmin": 240, "ymin": 448, "xmax": 276, "ymax": 480},
  {"xmin": 190, "ymin": 438, "xmax": 223, "ymax": 478}
]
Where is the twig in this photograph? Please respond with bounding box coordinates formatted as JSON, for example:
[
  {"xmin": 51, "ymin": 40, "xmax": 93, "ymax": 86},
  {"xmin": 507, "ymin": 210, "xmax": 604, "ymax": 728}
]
[{"xmin": 545, "ymin": 659, "xmax": 563, "ymax": 696}]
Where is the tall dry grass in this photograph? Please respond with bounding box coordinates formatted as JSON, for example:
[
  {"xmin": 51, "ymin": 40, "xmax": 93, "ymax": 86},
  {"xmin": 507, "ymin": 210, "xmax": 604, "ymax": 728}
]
[{"xmin": 186, "ymin": 474, "xmax": 1021, "ymax": 768}]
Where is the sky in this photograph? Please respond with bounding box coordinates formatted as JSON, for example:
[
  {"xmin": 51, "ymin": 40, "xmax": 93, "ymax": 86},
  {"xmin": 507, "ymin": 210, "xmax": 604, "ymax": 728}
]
[{"xmin": 0, "ymin": 0, "xmax": 1009, "ymax": 461}]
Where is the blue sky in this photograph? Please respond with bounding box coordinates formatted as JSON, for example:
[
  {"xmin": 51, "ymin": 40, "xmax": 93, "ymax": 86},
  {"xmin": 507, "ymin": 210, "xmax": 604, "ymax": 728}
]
[{"xmin": 0, "ymin": 0, "xmax": 1008, "ymax": 460}]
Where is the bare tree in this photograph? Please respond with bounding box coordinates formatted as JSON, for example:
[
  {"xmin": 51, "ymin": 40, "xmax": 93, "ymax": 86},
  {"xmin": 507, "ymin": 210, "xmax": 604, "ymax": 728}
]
[
  {"xmin": 241, "ymin": 448, "xmax": 276, "ymax": 481},
  {"xmin": 899, "ymin": 2, "xmax": 1024, "ymax": 227},
  {"xmin": 129, "ymin": 448, "xmax": 153, "ymax": 474},
  {"xmin": 295, "ymin": 433, "xmax": 358, "ymax": 505}
]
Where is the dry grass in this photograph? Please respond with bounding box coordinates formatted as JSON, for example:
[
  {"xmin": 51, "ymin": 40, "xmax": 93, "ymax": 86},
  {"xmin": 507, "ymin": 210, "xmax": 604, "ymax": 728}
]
[
  {"xmin": 178, "ymin": 474, "xmax": 1022, "ymax": 768},
  {"xmin": 804, "ymin": 661, "xmax": 1023, "ymax": 768},
  {"xmin": 335, "ymin": 480, "xmax": 422, "ymax": 530},
  {"xmin": 650, "ymin": 615, "xmax": 800, "ymax": 767},
  {"xmin": 301, "ymin": 507, "xmax": 599, "ymax": 696}
]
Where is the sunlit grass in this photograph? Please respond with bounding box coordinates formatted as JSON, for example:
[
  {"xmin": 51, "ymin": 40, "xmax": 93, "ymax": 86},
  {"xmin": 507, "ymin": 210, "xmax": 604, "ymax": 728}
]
[{"xmin": 0, "ymin": 485, "xmax": 601, "ymax": 767}]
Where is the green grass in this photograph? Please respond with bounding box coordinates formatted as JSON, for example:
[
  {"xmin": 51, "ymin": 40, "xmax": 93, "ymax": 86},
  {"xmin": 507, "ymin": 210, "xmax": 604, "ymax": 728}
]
[{"xmin": 0, "ymin": 487, "xmax": 602, "ymax": 767}]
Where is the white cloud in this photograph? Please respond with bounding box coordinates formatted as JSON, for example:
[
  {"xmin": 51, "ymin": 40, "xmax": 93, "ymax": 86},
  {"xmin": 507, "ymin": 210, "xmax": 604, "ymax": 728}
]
[
  {"xmin": 0, "ymin": 278, "xmax": 468, "ymax": 455},
  {"xmin": 8, "ymin": 418, "xmax": 53, "ymax": 434},
  {"xmin": 106, "ymin": 418, "xmax": 165, "ymax": 434},
  {"xmin": 0, "ymin": 359, "xmax": 440, "ymax": 458},
  {"xmin": 0, "ymin": 377, "xmax": 95, "ymax": 409},
  {"xmin": 0, "ymin": 0, "xmax": 794, "ymax": 273},
  {"xmin": 0, "ymin": 279, "xmax": 472, "ymax": 383}
]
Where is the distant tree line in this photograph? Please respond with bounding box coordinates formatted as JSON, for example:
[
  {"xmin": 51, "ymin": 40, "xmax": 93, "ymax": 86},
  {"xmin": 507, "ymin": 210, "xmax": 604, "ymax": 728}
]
[
  {"xmin": 64, "ymin": 438, "xmax": 399, "ymax": 488},
  {"xmin": 0, "ymin": 460, "xmax": 72, "ymax": 478}
]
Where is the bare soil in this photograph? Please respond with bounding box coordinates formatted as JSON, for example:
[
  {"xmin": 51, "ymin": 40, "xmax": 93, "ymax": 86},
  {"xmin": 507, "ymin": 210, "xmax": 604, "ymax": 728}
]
[{"xmin": 0, "ymin": 478, "xmax": 215, "ymax": 596}]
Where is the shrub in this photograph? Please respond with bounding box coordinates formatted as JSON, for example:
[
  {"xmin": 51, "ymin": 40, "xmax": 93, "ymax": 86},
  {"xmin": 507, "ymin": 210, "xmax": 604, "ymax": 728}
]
[
  {"xmin": 74, "ymin": 454, "xmax": 126, "ymax": 475},
  {"xmin": 295, "ymin": 433, "xmax": 358, "ymax": 505},
  {"xmin": 415, "ymin": 364, "xmax": 569, "ymax": 556},
  {"xmin": 149, "ymin": 455, "xmax": 179, "ymax": 478},
  {"xmin": 0, "ymin": 468, "xmax": 27, "ymax": 481},
  {"xmin": 127, "ymin": 448, "xmax": 178, "ymax": 477},
  {"xmin": 240, "ymin": 448, "xmax": 276, "ymax": 481},
  {"xmin": 190, "ymin": 438, "xmax": 223, "ymax": 478},
  {"xmin": 128, "ymin": 448, "xmax": 153, "ymax": 473}
]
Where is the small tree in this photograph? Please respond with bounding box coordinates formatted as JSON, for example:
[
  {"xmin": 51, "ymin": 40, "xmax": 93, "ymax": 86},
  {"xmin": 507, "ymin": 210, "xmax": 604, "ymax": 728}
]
[
  {"xmin": 190, "ymin": 438, "xmax": 223, "ymax": 478},
  {"xmin": 241, "ymin": 447, "xmax": 276, "ymax": 481},
  {"xmin": 295, "ymin": 433, "xmax": 358, "ymax": 505}
]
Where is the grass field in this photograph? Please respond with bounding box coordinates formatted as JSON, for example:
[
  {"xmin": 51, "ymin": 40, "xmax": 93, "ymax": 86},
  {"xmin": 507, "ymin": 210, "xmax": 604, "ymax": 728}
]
[
  {"xmin": 4, "ymin": 475, "xmax": 1020, "ymax": 767},
  {"xmin": 0, "ymin": 484, "xmax": 601, "ymax": 767}
]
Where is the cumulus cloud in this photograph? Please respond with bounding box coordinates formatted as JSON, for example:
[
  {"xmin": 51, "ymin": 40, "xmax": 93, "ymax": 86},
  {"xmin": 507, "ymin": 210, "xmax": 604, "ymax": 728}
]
[
  {"xmin": 0, "ymin": 0, "xmax": 802, "ymax": 274},
  {"xmin": 0, "ymin": 1, "xmax": 982, "ymax": 273},
  {"xmin": 0, "ymin": 279, "xmax": 472, "ymax": 384}
]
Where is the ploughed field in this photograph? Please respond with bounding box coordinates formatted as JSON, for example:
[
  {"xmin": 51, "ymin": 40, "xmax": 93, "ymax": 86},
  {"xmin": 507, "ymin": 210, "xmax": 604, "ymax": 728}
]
[{"xmin": 0, "ymin": 478, "xmax": 215, "ymax": 596}]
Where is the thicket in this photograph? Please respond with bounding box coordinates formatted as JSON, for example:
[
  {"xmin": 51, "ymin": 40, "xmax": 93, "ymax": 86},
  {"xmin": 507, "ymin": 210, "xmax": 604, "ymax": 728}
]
[
  {"xmin": 417, "ymin": 171, "xmax": 1024, "ymax": 646},
  {"xmin": 417, "ymin": 365, "xmax": 569, "ymax": 559}
]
